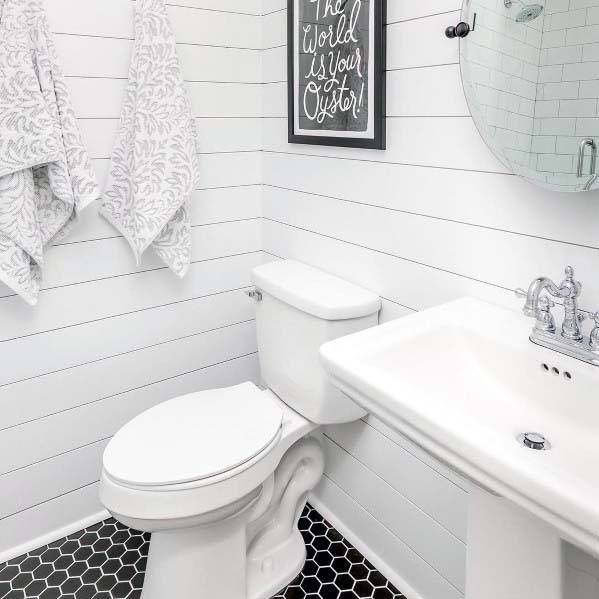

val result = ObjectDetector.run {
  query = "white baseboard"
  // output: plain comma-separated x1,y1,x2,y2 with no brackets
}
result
0,508,109,564
309,489,425,599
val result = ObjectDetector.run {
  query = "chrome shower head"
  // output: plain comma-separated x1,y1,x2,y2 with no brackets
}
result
504,0,544,23
516,3,544,22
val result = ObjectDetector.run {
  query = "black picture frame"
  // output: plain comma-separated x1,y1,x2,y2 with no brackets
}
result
287,0,386,150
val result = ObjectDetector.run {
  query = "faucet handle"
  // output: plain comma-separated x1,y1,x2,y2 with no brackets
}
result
534,296,556,333
561,265,583,297
590,313,599,351
535,296,556,333
515,288,527,299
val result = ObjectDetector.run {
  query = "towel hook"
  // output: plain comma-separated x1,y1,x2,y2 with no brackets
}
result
445,14,475,39
445,22,471,38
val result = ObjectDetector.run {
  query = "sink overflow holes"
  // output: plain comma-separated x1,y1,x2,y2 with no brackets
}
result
540,363,572,381
517,432,551,451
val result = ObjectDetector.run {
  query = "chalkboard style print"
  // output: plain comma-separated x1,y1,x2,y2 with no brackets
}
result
288,0,386,149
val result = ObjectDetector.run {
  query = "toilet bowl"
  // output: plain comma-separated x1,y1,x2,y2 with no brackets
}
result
100,260,381,599
101,385,322,599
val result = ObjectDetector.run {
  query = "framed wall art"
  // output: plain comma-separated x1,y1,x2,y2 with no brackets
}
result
287,0,386,149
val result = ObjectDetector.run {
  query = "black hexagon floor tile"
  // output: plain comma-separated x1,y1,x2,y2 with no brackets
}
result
0,505,405,599
273,505,405,599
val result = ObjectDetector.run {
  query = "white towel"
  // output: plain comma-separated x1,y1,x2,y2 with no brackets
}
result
101,0,199,277
0,0,100,305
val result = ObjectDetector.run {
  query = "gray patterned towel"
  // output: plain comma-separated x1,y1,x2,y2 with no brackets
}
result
101,0,199,277
0,0,100,305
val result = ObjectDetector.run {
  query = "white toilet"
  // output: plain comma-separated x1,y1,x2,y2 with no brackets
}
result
99,260,381,599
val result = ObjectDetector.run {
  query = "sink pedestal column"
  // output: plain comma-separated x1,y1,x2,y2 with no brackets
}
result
466,487,563,599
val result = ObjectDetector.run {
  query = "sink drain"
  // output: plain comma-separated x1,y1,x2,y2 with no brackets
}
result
517,432,551,451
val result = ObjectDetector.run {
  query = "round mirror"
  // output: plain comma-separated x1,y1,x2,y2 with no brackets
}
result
459,0,599,192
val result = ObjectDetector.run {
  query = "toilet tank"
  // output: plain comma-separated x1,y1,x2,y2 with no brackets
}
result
252,260,381,425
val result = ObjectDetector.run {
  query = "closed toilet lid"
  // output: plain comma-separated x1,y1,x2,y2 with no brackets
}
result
103,383,283,487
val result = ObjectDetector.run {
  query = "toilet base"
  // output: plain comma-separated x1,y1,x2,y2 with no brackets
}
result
247,527,306,599
141,512,249,599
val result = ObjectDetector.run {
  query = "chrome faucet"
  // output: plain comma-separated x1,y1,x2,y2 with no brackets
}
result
521,276,569,317
517,266,599,366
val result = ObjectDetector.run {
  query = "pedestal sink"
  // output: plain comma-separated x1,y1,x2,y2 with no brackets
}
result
320,297,599,599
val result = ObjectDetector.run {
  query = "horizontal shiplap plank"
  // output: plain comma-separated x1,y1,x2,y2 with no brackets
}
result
322,436,466,592
46,0,261,48
68,80,262,119
313,476,464,599
262,7,287,49
91,151,262,190
0,321,257,474
55,36,261,82
0,251,265,342
160,0,262,14
262,46,287,83
325,421,468,541
379,299,415,324
262,0,285,16
78,118,262,156
0,352,259,520
387,2,461,24
393,13,460,71
189,151,263,187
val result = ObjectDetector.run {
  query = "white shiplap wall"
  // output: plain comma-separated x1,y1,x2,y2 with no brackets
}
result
0,0,265,561
262,2,599,599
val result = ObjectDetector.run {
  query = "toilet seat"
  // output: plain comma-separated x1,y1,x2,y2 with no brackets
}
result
100,390,317,524
103,383,283,488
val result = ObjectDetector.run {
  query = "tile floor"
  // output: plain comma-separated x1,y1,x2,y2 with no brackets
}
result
0,505,405,599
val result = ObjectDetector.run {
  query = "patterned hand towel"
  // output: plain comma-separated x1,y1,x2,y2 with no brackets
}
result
0,0,100,305
101,0,199,277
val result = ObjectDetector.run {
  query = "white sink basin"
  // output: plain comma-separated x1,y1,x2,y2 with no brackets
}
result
321,297,599,558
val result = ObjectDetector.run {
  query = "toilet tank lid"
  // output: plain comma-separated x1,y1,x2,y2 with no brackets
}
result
252,260,381,321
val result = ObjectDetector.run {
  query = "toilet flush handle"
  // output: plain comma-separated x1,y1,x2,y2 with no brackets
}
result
245,288,263,302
